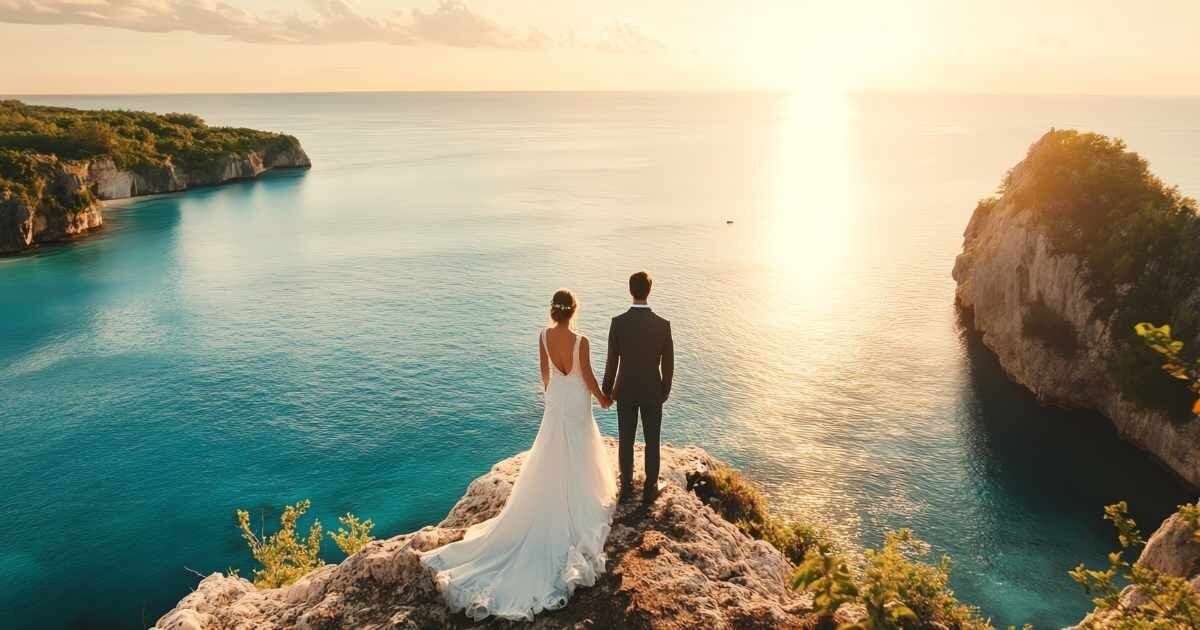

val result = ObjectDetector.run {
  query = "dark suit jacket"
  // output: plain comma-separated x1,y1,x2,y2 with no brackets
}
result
602,307,673,403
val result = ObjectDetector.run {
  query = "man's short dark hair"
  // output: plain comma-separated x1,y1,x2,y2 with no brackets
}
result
629,271,653,300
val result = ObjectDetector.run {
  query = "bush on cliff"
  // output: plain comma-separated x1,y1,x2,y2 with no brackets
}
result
687,463,828,564
0,99,301,174
792,542,859,625
999,129,1200,417
689,465,992,627
1135,322,1200,415
329,512,376,556
0,148,95,213
236,500,324,588
234,500,375,588
1022,294,1079,358
1070,500,1200,628
793,530,994,630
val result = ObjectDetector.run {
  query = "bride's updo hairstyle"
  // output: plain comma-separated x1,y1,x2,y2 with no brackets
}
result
550,289,578,324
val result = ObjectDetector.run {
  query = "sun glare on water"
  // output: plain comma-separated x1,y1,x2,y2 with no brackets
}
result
763,91,855,298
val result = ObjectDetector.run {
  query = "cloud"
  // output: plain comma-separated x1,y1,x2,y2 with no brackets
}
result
592,22,666,55
408,1,550,51
0,0,659,53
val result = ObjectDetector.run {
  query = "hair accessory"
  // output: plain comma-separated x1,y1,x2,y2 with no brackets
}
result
552,303,574,311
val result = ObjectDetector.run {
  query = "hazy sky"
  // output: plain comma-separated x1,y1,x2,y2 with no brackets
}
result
3,0,1199,94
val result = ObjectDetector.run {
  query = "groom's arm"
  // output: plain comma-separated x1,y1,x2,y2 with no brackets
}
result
661,321,674,401
602,318,619,398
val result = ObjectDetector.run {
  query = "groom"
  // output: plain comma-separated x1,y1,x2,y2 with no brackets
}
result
602,271,674,504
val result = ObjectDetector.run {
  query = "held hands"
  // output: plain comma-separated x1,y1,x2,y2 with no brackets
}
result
597,394,613,409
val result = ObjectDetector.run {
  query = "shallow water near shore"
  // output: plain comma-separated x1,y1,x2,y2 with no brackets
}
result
2,92,1198,628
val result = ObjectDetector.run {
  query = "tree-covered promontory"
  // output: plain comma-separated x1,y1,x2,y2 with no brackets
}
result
0,100,310,254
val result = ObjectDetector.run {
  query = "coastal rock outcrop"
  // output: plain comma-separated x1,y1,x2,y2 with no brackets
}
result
0,154,102,254
153,440,816,630
953,130,1200,486
0,100,312,254
79,137,312,200
0,140,310,254
0,139,310,254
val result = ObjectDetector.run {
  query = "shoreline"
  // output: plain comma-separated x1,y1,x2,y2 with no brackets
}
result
0,165,311,259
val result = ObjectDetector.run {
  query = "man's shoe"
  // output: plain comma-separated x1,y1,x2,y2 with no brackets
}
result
618,487,634,504
641,486,661,505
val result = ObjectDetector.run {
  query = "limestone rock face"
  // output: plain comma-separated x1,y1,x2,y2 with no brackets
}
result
0,156,102,253
0,137,311,254
153,440,814,630
952,153,1200,486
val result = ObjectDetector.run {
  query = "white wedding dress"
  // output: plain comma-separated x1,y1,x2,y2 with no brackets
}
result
420,330,618,621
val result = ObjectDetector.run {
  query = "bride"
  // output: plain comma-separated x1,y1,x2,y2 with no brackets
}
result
420,289,618,621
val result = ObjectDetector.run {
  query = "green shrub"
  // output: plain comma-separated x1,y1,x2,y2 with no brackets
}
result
1070,501,1200,628
72,120,119,154
791,529,993,629
1134,323,1200,417
329,512,376,556
233,500,376,588
858,530,991,629
1022,294,1079,358
792,542,858,627
236,500,324,589
687,464,827,564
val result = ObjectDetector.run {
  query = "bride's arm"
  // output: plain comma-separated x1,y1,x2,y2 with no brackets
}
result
579,337,612,408
538,336,550,391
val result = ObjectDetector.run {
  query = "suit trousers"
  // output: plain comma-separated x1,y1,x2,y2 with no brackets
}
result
617,397,663,495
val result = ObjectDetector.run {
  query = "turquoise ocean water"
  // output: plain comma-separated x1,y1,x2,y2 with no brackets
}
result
1,92,1197,628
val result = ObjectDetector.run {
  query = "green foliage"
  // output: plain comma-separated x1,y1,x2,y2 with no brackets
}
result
233,500,376,588
0,148,95,213
1070,501,1200,628
235,500,324,589
688,464,828,564
1135,323,1200,416
1022,294,1079,358
0,100,302,227
792,543,858,625
1181,503,1200,542
328,512,376,556
855,530,991,630
759,519,829,568
0,99,300,172
73,120,119,154
988,129,1200,415
791,529,993,629
1002,130,1198,304
696,467,990,627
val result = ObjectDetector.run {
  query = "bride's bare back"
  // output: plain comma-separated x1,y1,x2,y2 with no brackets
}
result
539,323,609,406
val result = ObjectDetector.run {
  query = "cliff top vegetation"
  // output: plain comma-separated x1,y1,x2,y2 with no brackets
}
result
0,100,303,214
0,100,300,173
995,129,1200,416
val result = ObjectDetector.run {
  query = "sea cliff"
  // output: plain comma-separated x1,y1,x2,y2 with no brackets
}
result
0,100,311,254
953,129,1200,486
153,441,821,629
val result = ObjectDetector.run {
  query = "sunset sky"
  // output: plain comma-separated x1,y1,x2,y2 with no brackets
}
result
3,0,1200,95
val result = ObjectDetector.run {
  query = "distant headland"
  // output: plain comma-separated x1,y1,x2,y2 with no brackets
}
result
0,100,311,255
953,128,1200,487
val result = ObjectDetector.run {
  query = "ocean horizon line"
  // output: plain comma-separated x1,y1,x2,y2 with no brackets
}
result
7,89,1200,100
